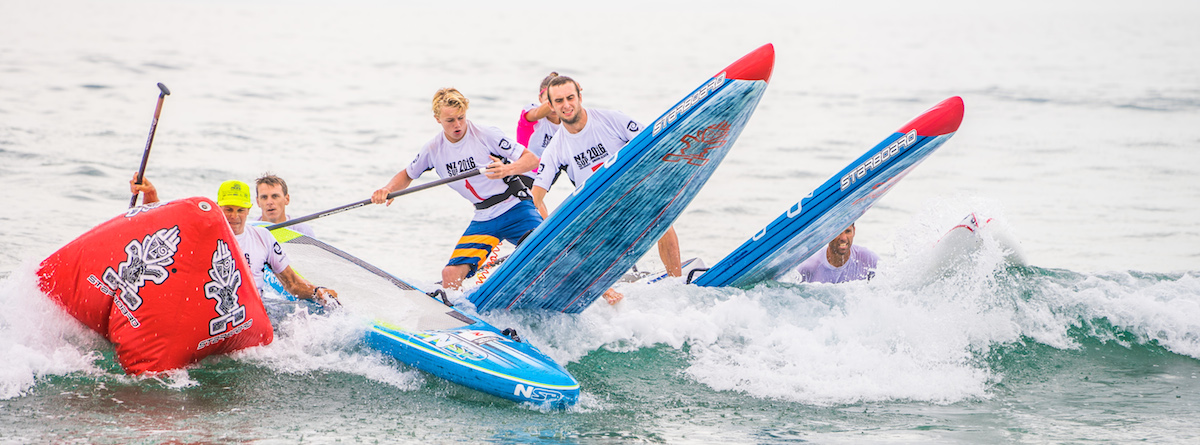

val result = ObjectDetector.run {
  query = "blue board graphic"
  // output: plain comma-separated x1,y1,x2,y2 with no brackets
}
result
468,44,776,313
262,226,579,407
692,96,966,288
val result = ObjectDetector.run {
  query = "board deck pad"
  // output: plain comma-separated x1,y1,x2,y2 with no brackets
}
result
618,257,707,284
263,226,579,407
468,44,776,313
692,96,965,288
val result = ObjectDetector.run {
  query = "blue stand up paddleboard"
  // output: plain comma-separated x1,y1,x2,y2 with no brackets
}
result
691,96,965,288
262,226,580,408
468,43,776,314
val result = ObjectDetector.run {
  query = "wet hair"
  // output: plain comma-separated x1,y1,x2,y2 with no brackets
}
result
545,75,581,101
431,88,469,119
538,71,559,100
255,173,289,196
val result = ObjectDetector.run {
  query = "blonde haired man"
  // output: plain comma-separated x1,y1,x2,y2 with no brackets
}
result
372,88,541,289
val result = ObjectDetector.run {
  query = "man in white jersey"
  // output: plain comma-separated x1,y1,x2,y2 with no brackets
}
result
130,176,339,305
251,173,316,238
531,75,683,304
796,223,879,284
371,88,541,290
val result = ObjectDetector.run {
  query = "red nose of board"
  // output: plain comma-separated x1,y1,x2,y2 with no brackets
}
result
904,96,965,136
721,43,775,83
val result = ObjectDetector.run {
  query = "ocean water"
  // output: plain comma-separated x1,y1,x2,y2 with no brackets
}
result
2,0,1199,443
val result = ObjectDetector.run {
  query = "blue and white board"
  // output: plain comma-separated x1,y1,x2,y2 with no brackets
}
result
692,96,966,288
468,44,776,313
263,227,579,408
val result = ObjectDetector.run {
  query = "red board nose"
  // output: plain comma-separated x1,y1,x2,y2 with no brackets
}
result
902,96,965,136
721,43,775,83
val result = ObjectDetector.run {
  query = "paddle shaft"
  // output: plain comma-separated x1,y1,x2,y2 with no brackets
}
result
266,167,484,230
129,82,172,208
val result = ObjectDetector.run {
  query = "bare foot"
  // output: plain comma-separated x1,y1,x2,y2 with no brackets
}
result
603,288,624,305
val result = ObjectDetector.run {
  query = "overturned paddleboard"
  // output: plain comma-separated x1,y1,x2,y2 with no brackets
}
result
469,43,776,313
693,96,965,288
929,213,1025,273
264,227,579,408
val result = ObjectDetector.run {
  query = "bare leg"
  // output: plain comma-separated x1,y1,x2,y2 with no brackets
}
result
441,264,472,290
658,226,682,277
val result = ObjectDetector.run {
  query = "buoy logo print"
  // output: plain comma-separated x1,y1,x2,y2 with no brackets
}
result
102,226,182,311
204,240,247,335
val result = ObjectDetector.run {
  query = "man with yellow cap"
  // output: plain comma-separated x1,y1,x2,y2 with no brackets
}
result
130,175,338,307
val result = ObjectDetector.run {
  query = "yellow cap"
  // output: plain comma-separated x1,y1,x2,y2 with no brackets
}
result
216,180,252,208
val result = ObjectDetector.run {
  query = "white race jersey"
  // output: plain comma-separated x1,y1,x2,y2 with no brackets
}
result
533,108,641,191
405,121,527,221
235,224,291,293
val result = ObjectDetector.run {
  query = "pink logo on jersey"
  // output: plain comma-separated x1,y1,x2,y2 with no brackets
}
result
662,121,731,167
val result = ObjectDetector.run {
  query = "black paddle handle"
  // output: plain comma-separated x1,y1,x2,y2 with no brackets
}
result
129,82,172,208
266,167,484,230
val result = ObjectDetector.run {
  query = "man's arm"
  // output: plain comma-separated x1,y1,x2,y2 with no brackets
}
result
371,170,415,206
129,174,160,204
484,150,539,180
523,102,553,123
275,265,339,305
531,186,550,219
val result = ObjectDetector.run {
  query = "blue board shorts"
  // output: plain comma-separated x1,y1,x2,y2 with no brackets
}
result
448,200,542,278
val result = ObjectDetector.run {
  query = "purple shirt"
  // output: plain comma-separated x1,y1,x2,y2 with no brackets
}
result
797,245,879,284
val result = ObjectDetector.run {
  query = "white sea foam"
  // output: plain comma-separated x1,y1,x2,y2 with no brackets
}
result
230,295,424,391
0,262,108,400
484,205,1200,407
1039,270,1200,358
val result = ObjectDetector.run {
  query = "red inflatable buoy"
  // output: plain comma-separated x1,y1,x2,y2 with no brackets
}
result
37,197,274,374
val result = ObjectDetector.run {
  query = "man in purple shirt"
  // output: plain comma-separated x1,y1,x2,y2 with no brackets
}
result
797,223,879,283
